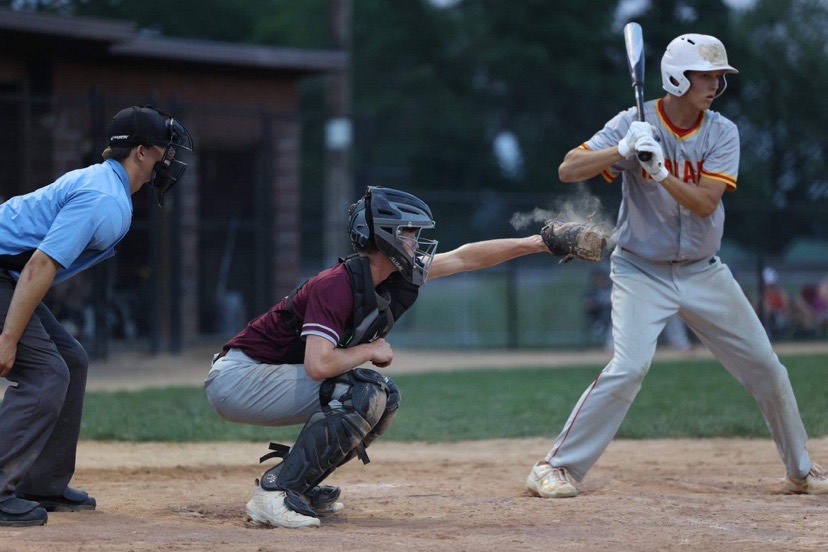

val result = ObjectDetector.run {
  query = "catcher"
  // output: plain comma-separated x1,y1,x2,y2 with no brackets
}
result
205,186,606,529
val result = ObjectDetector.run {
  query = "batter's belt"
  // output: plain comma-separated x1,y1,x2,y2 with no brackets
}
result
620,247,714,265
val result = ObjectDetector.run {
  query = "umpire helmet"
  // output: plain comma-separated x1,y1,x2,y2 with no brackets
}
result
661,34,738,98
347,187,438,286
108,105,194,206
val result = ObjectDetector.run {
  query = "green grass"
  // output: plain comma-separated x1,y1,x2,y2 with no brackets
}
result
392,271,589,347
78,354,828,442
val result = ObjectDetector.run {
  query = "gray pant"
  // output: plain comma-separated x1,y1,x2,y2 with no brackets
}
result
546,249,811,481
205,348,322,427
0,271,89,501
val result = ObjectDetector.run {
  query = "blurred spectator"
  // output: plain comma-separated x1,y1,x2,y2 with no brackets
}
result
819,275,828,309
582,268,612,349
792,284,828,339
761,267,791,339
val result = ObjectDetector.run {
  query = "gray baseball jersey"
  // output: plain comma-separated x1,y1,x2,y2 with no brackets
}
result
583,98,739,261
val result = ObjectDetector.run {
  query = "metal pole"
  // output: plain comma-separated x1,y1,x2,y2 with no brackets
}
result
323,0,353,265
255,112,274,314
506,264,519,349
168,98,183,353
149,189,161,355
89,88,109,359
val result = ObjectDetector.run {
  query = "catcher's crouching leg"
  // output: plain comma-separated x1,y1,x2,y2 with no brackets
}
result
258,368,399,517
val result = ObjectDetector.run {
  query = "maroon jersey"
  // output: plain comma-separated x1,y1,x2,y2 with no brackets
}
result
223,263,354,364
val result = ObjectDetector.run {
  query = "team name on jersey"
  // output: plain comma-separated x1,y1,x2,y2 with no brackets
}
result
641,158,704,184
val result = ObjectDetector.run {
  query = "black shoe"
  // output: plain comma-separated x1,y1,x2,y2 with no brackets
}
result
17,486,96,512
0,497,48,527
306,485,340,509
306,485,343,516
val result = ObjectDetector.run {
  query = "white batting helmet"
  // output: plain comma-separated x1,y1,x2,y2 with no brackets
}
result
661,34,738,97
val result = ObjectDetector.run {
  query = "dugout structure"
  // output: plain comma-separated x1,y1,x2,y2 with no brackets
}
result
0,8,346,356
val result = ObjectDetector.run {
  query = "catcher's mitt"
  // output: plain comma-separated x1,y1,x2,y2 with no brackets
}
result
541,221,608,263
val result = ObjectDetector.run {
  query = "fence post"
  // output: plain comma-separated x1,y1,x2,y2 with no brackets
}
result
507,263,519,349
89,88,109,359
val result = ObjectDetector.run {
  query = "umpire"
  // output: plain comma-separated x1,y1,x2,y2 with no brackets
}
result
0,106,193,526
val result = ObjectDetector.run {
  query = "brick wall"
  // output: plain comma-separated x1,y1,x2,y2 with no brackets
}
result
272,118,302,295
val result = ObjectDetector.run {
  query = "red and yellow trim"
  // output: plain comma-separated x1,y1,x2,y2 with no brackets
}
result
601,169,618,183
655,98,705,140
579,142,618,183
700,169,737,190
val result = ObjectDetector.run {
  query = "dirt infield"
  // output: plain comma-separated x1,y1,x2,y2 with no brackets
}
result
2,344,826,550
2,437,826,551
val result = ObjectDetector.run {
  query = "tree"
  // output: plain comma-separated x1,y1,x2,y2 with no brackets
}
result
729,0,828,205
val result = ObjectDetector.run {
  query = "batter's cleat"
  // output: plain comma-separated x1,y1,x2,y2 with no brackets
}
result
245,487,320,529
527,461,579,498
17,487,96,512
0,497,48,527
784,464,828,495
307,485,344,517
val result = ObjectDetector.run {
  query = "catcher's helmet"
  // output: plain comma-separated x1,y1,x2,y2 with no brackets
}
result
661,34,738,98
108,105,194,206
347,186,438,286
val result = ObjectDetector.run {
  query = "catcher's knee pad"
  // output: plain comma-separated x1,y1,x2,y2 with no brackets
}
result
363,375,400,448
260,368,391,495
322,368,393,423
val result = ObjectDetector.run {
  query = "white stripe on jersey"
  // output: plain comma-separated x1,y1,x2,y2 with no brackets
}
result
301,330,339,346
302,323,340,343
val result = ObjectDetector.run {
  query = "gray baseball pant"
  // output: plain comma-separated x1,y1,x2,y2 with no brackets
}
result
545,248,812,481
205,348,322,427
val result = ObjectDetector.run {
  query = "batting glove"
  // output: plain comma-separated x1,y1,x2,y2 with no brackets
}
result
635,137,669,181
617,121,655,159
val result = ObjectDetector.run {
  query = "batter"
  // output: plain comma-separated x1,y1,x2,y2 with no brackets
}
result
527,34,827,497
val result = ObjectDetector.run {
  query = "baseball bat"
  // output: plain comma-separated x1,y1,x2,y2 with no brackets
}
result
623,22,651,162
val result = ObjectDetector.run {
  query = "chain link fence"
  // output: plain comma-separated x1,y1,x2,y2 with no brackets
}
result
3,92,827,356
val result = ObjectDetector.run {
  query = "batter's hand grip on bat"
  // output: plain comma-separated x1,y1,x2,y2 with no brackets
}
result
638,151,652,162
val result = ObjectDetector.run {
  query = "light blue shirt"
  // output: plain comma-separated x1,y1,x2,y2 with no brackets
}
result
0,159,133,284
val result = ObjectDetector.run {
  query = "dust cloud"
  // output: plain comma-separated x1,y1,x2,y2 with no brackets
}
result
509,186,616,245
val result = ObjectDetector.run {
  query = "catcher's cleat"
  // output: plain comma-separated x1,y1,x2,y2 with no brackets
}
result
17,486,96,512
784,464,828,495
307,485,344,517
245,487,320,529
527,461,579,498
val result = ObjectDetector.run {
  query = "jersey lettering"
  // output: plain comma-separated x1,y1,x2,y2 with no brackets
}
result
641,157,705,184
683,161,697,184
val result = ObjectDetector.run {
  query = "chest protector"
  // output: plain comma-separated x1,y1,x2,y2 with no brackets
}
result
278,254,419,364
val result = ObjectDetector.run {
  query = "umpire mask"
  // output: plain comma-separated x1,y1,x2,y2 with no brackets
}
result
108,106,194,206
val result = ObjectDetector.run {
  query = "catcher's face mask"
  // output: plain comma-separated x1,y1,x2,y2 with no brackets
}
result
392,225,438,285
347,186,438,286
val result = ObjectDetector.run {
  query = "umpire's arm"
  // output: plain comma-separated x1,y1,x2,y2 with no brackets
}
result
428,235,546,280
0,249,61,376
